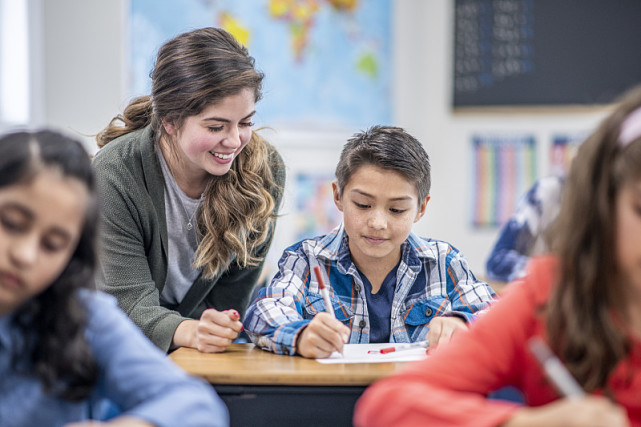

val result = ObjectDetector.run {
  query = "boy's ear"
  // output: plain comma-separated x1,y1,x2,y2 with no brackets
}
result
162,118,177,136
414,195,430,223
332,181,344,212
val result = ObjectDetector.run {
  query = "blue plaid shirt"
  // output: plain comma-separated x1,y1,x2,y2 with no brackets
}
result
486,175,565,282
244,224,496,355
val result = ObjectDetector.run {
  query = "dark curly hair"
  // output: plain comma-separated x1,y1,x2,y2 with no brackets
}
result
1,130,98,401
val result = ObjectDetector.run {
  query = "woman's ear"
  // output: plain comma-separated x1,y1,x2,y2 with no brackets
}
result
414,195,430,223
162,118,177,136
332,181,343,212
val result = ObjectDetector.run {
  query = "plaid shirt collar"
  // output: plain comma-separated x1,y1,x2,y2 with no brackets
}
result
312,223,438,274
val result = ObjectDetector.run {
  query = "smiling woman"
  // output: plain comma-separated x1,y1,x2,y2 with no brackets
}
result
93,27,286,354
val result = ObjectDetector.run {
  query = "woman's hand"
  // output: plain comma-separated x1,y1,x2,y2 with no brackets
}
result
426,316,467,350
295,312,350,359
504,396,629,427
173,309,243,353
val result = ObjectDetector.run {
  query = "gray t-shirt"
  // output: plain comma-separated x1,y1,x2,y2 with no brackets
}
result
156,149,203,306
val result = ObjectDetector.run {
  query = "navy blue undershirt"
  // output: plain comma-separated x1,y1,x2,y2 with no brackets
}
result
357,263,399,343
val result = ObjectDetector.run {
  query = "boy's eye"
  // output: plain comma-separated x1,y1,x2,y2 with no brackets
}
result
354,202,370,209
390,208,407,214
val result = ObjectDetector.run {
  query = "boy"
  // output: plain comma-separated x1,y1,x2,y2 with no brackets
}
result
244,126,496,358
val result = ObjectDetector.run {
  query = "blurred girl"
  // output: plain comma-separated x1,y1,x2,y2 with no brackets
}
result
354,86,641,426
0,130,227,426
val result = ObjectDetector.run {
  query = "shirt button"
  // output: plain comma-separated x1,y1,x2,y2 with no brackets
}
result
359,320,367,329
425,308,433,317
355,284,362,292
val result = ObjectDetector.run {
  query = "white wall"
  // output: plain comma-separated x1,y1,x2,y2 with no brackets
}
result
40,0,126,152
39,0,611,274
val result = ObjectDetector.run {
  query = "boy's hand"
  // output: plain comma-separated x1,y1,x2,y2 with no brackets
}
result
295,312,350,358
426,316,467,350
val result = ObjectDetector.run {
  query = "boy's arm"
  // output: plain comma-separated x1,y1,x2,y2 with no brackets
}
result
243,246,313,355
443,247,497,322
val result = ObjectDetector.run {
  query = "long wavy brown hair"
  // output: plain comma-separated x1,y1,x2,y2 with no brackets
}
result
96,27,280,278
546,85,641,391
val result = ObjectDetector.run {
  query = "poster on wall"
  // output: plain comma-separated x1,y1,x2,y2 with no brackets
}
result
293,173,342,242
470,134,537,227
549,132,586,176
128,0,392,131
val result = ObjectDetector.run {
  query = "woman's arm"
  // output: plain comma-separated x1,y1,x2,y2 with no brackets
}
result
93,158,184,352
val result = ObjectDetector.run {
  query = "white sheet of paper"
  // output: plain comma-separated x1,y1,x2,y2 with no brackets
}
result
315,343,428,364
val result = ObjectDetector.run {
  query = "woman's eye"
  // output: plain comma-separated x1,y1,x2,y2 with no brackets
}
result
354,202,370,209
240,121,254,128
208,126,224,132
390,208,407,214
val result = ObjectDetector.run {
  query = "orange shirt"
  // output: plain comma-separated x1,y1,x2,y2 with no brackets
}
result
354,256,641,427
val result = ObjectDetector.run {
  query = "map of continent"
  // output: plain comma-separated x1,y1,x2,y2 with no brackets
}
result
130,0,391,130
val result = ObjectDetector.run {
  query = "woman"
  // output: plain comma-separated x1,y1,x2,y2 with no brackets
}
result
94,27,285,353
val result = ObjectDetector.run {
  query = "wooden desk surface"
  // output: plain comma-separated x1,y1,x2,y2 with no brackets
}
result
170,343,407,386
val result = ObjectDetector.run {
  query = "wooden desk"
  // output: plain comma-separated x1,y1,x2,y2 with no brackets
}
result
170,343,408,426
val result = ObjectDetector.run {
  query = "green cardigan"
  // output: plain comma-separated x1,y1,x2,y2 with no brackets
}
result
93,126,286,352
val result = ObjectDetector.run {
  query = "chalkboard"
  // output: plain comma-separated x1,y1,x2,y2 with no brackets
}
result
453,0,641,107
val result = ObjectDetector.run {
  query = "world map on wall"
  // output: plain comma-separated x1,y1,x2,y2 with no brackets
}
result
129,0,391,130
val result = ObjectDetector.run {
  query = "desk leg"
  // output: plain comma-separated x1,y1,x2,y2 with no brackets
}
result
214,385,365,427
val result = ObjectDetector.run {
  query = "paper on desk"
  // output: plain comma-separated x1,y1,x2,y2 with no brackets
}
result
315,343,428,364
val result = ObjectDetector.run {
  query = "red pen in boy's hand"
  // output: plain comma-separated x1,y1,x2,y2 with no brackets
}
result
314,266,336,317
